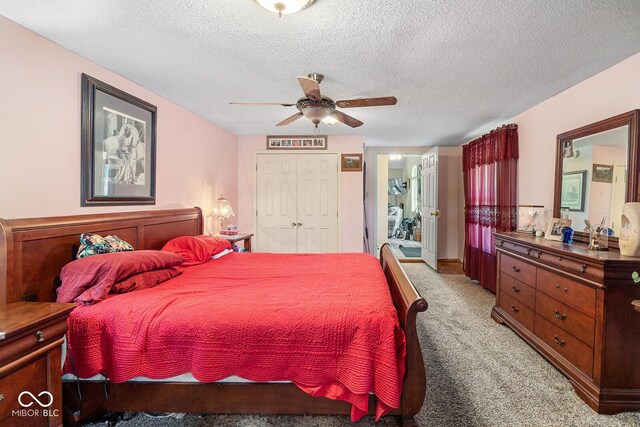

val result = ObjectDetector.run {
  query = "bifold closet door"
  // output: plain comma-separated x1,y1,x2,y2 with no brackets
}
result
296,154,338,253
255,154,298,253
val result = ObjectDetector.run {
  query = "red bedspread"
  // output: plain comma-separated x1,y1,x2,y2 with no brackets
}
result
64,252,406,420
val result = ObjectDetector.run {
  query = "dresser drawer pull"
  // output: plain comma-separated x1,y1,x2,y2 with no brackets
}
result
553,335,566,347
581,264,587,273
554,310,567,321
557,257,563,262
499,240,504,247
511,286,520,293
35,331,44,343
537,251,542,258
0,394,3,402
556,284,560,289
512,266,520,273
511,306,519,313
527,248,532,255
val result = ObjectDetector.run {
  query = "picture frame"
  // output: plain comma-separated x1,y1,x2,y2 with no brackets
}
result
266,135,327,150
560,170,586,212
341,153,363,172
592,164,614,183
545,218,572,241
81,74,156,206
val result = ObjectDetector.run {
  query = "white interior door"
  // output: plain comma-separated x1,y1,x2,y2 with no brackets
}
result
296,153,339,253
422,148,439,269
256,154,298,253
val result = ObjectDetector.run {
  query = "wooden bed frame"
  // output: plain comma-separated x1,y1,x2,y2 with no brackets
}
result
0,208,428,426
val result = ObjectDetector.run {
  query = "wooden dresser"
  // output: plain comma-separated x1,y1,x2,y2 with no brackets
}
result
0,302,75,426
492,232,640,414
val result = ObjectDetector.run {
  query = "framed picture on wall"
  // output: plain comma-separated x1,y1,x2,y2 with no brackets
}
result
560,170,586,212
266,135,327,150
341,153,363,172
592,164,613,183
81,74,157,206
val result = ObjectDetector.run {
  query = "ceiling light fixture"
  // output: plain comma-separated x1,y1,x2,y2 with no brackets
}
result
322,115,338,125
389,155,402,161
255,0,317,17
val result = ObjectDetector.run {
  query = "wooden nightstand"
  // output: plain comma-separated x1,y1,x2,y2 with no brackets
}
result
0,302,75,427
217,233,254,252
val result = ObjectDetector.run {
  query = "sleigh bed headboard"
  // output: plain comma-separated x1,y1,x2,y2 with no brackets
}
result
0,208,202,304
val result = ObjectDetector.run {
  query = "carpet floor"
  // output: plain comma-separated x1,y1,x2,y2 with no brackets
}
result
89,265,640,427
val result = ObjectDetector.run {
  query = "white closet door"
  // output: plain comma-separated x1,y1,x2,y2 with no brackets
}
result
256,154,298,253
296,154,339,253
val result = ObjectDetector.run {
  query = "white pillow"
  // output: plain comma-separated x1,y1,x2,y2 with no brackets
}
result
211,249,232,259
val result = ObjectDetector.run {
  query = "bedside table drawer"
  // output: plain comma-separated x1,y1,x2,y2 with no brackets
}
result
0,356,49,424
0,319,68,366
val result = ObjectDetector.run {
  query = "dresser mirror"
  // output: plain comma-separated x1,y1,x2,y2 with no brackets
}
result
553,110,640,247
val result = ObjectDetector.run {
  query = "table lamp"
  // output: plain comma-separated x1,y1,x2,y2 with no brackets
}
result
212,195,235,231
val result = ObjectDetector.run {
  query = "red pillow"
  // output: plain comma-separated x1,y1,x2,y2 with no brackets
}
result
161,235,231,266
57,250,185,305
111,268,181,294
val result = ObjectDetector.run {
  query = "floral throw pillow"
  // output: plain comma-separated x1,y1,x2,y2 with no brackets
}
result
76,233,134,259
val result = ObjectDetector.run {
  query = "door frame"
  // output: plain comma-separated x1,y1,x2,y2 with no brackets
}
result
253,151,342,252
369,148,430,256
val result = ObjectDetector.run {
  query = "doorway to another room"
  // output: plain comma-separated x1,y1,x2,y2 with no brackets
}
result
381,154,423,261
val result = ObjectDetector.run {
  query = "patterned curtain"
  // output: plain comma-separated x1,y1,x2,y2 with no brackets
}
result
463,124,518,293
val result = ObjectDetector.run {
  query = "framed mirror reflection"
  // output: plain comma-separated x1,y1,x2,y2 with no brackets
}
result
553,110,640,247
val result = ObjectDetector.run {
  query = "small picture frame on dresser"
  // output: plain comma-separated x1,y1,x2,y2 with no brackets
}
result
545,218,571,241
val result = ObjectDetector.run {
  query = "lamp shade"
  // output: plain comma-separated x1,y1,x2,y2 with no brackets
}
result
255,0,317,15
212,196,235,220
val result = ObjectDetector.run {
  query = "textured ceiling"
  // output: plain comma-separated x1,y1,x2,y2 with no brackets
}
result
2,0,640,146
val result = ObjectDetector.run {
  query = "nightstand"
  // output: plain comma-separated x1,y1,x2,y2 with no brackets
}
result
217,233,254,252
0,302,75,427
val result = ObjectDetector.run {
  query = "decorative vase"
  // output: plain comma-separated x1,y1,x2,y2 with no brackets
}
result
620,202,640,257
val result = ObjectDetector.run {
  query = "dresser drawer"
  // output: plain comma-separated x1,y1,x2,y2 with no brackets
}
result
500,253,536,287
500,291,535,331
536,291,595,347
536,269,596,317
0,355,49,424
500,273,535,309
535,314,593,378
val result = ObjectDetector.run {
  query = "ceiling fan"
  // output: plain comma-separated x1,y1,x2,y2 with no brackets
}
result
230,73,397,128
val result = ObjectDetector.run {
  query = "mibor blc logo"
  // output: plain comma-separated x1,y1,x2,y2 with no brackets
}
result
12,391,59,418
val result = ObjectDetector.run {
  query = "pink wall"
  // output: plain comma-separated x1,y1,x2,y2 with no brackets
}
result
237,135,364,252
0,16,238,224
512,52,640,210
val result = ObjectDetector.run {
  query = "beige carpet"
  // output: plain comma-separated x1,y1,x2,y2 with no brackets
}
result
88,264,640,426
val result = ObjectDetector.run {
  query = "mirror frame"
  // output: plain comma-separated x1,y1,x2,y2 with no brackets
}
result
553,109,640,248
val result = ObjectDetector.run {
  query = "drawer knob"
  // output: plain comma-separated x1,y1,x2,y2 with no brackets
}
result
527,248,532,255
512,286,520,293
564,287,568,293
0,394,3,402
581,264,587,273
35,331,44,343
499,240,504,247
557,257,563,262
554,310,567,321
511,306,519,313
553,335,566,347
537,251,542,258
512,266,520,273
556,284,560,289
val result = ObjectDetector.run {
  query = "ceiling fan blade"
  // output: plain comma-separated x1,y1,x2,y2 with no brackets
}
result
230,102,296,107
297,76,322,100
335,96,397,108
276,112,304,126
330,111,363,128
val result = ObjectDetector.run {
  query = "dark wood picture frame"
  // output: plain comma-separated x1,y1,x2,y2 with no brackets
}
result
266,135,327,150
553,109,640,248
341,153,363,172
560,170,587,212
592,164,614,183
81,74,157,206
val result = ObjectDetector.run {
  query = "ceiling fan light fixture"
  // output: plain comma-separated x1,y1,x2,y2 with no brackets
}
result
255,0,317,16
322,115,338,125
